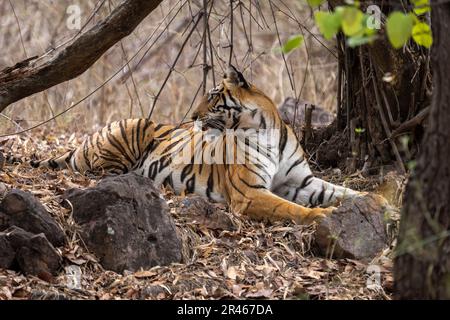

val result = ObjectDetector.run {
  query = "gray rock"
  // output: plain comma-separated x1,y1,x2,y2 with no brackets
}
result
1,226,62,278
314,194,391,259
0,235,15,269
64,173,182,273
0,189,65,246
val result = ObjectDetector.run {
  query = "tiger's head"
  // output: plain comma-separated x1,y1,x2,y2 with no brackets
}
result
191,65,281,131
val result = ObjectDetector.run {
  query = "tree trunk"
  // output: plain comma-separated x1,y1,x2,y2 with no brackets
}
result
315,0,430,173
394,1,450,299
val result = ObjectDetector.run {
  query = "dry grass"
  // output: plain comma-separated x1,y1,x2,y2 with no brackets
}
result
0,0,338,136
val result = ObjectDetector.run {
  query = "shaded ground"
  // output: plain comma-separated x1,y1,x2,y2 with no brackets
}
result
0,131,404,300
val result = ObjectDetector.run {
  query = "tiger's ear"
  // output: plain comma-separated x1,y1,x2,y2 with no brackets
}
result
224,65,249,89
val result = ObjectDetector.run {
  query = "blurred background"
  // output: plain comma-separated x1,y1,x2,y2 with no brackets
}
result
0,0,337,134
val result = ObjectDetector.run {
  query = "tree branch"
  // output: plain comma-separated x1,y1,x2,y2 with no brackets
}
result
0,0,163,113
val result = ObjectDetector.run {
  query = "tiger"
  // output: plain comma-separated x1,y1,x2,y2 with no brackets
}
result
29,65,364,225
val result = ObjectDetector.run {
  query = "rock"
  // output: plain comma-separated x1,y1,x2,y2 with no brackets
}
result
279,97,335,129
314,194,391,259
179,195,235,231
0,235,15,269
64,173,182,273
0,189,65,246
0,211,9,231
1,226,62,278
0,151,4,171
0,182,6,197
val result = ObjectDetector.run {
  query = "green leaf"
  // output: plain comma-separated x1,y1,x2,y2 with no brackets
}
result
412,0,430,16
314,11,342,40
355,127,366,134
347,35,377,47
412,22,433,48
341,6,365,36
306,0,325,7
281,35,304,54
386,12,413,49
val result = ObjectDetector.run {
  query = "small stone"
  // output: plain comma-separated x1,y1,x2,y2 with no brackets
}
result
0,189,65,246
1,226,62,279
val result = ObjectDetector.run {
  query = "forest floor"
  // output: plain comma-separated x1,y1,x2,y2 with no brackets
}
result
0,129,405,300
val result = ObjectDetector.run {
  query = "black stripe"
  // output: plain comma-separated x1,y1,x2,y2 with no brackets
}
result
206,171,214,200
228,174,248,199
286,157,304,175
130,121,137,159
328,188,335,203
185,175,196,194
289,141,300,159
158,155,171,172
317,188,325,205
119,120,133,160
238,175,265,189
106,132,135,166
65,150,75,164
135,119,143,157
181,162,194,183
260,115,266,129
308,191,316,206
279,124,288,161
148,161,158,180
292,187,301,202
157,127,175,139
163,173,174,189
300,175,314,189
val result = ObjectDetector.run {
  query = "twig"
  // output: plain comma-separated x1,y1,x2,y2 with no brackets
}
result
8,0,27,59
390,106,430,138
207,2,216,85
268,0,295,94
202,0,209,95
148,12,204,120
178,82,204,127
119,0,188,82
228,0,234,65
370,58,406,174
119,41,144,117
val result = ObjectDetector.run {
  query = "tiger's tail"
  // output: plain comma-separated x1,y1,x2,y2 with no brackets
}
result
30,150,75,170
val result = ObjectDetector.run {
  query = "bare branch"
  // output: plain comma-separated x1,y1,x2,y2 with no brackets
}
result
0,0,163,113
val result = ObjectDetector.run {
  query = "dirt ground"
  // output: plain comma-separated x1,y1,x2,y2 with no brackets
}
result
0,130,405,300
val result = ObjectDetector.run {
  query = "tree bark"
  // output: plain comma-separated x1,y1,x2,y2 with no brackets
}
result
314,0,430,173
0,0,163,113
394,1,450,299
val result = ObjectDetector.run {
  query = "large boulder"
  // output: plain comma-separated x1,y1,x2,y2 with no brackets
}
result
64,173,183,273
314,194,391,259
0,226,62,278
0,189,65,246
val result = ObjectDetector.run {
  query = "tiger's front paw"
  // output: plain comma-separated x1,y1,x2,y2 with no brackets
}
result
304,207,336,224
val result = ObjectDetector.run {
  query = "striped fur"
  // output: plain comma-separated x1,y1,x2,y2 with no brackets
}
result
31,66,361,224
